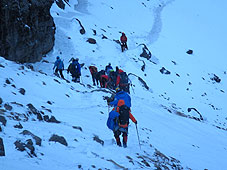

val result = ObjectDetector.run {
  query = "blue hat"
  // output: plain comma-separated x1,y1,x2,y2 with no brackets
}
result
56,56,60,59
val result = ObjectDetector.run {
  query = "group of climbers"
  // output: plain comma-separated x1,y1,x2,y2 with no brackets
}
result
53,56,81,83
88,63,130,93
52,32,137,148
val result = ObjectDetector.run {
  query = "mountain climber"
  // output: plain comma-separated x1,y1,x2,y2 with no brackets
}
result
116,66,124,74
67,58,81,82
105,63,113,76
120,32,128,52
53,56,65,79
108,87,131,108
89,65,98,86
96,70,105,86
100,74,109,88
118,72,130,93
116,66,124,87
107,69,117,90
113,99,137,147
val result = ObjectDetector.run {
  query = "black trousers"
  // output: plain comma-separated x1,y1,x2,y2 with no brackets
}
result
55,69,64,79
92,73,99,85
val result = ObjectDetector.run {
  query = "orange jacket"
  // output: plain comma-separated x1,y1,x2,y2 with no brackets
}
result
89,66,97,74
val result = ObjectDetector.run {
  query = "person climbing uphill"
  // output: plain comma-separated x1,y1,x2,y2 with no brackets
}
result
105,63,113,76
112,99,137,147
100,74,109,88
53,56,65,79
109,87,131,108
120,32,128,52
67,58,81,82
89,65,98,86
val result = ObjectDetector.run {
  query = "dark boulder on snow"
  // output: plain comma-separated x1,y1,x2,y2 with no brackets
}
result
14,122,23,129
0,0,56,63
0,116,7,126
44,115,61,123
49,134,68,146
93,135,104,146
210,74,221,83
0,138,5,156
139,44,152,60
49,116,61,123
186,49,193,55
19,88,26,95
72,126,83,132
87,38,97,44
20,130,42,146
74,18,85,35
5,79,11,84
14,140,26,152
160,67,171,75
0,98,2,105
4,103,13,111
14,139,36,157
27,103,39,115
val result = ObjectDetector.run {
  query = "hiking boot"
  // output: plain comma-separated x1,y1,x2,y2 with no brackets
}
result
123,143,127,148
117,142,122,147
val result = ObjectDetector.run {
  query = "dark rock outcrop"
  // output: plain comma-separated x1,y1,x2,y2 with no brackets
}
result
139,44,152,60
19,88,26,95
0,116,7,126
49,134,68,146
4,103,13,111
210,74,221,83
20,130,42,146
14,140,26,151
0,138,5,156
43,115,61,123
93,135,104,146
160,67,171,75
186,49,193,55
14,122,23,129
0,0,56,63
72,126,83,132
87,38,96,44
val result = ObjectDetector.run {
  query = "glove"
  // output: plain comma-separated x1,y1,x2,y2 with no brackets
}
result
135,121,137,125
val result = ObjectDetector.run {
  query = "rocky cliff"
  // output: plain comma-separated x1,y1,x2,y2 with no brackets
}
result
0,0,55,63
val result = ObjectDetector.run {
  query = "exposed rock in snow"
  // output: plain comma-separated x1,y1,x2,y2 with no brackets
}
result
49,134,68,146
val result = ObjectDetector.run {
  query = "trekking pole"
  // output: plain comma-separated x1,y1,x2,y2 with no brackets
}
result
135,124,141,150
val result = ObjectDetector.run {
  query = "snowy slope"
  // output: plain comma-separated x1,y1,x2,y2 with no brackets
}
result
1,0,227,170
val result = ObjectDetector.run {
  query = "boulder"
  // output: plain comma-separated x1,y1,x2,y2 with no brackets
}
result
49,134,68,146
20,130,42,146
186,49,193,55
0,138,5,156
0,0,55,63
19,88,26,95
87,38,96,44
4,103,13,111
0,116,7,126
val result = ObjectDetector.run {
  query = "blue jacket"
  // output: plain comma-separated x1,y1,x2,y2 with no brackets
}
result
53,59,64,70
109,91,131,108
105,65,113,75
72,60,81,73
